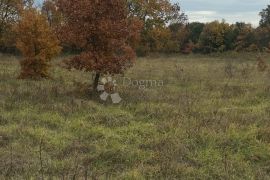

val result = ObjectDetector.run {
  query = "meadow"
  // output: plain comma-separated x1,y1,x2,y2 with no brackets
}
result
0,52,270,179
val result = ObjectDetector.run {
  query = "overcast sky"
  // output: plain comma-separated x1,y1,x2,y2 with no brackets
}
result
173,0,269,26
36,0,269,26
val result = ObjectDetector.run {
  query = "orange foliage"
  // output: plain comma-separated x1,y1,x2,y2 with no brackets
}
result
0,0,33,50
57,0,142,77
14,9,61,79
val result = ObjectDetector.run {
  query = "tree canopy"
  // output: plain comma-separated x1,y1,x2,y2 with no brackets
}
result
259,5,270,27
14,8,61,78
57,0,142,89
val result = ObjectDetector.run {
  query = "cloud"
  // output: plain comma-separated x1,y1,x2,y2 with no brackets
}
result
34,0,267,26
190,11,217,16
186,10,260,26
173,0,269,26
185,11,218,23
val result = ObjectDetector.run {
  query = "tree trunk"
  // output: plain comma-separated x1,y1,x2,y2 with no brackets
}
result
93,72,100,91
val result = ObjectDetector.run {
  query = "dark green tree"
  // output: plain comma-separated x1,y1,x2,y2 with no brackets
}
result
187,22,204,44
259,5,270,27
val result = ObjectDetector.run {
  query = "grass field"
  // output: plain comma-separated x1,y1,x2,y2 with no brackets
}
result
1,52,270,179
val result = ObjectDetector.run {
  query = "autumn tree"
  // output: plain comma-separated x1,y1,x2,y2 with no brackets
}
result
148,26,171,52
0,0,33,51
197,21,232,53
167,23,191,53
127,0,187,55
127,0,186,25
235,23,257,52
14,8,61,79
57,0,141,90
254,26,270,51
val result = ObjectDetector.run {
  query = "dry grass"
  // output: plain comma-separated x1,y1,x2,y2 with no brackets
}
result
0,52,270,179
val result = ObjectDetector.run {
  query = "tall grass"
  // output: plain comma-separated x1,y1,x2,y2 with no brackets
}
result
0,52,270,179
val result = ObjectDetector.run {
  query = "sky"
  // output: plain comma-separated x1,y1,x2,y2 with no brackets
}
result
36,0,269,26
173,0,269,26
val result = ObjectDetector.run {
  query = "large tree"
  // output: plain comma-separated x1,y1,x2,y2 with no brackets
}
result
57,0,142,90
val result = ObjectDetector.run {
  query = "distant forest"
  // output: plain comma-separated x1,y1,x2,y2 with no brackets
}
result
1,0,270,55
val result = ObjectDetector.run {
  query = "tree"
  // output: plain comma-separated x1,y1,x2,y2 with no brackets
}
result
168,23,191,53
57,0,141,90
255,26,270,51
127,0,187,25
235,23,256,52
197,21,231,53
14,8,61,79
0,0,33,51
187,22,204,44
224,22,247,51
127,0,187,55
259,5,270,27
149,26,171,52
41,0,61,28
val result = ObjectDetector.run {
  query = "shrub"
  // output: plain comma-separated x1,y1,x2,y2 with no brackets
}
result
14,8,61,79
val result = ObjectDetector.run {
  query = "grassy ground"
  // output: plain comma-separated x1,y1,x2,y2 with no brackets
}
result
0,52,270,179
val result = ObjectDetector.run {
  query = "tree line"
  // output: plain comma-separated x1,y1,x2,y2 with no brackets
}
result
1,0,270,56
1,0,270,86
1,0,144,87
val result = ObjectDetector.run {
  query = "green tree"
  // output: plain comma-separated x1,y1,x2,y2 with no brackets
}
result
187,22,204,44
258,5,270,50
259,5,270,27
